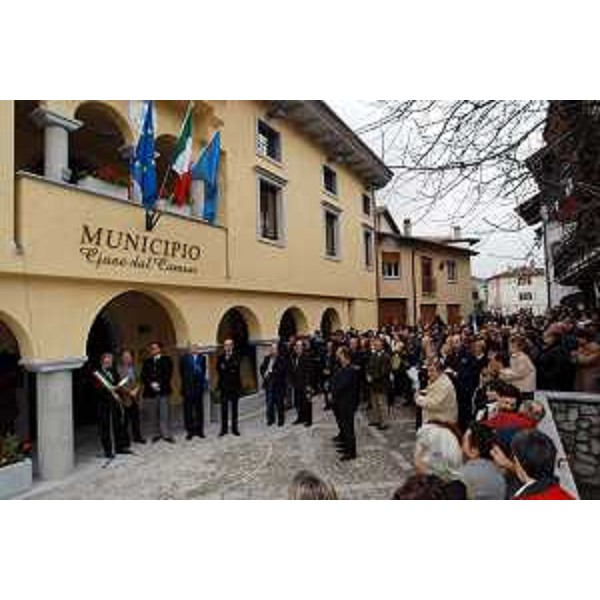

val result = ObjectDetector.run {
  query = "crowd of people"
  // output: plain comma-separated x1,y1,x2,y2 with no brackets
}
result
91,304,600,499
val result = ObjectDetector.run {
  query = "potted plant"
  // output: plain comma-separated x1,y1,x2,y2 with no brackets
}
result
0,434,33,499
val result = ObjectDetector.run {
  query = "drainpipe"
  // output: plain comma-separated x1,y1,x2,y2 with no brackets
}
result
374,191,381,328
411,245,418,326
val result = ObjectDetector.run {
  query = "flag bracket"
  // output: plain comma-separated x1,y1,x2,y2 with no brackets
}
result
145,209,161,232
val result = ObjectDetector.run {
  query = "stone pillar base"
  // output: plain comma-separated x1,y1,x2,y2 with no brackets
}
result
22,357,86,481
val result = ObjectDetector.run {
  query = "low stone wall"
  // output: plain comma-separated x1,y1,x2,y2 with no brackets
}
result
535,394,579,498
544,392,600,489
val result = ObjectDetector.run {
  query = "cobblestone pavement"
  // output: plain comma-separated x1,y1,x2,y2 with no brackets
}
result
23,399,417,500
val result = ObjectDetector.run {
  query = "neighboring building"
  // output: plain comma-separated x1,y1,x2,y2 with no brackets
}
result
0,100,392,481
471,276,488,313
516,101,600,308
376,209,477,327
516,175,579,309
487,266,548,315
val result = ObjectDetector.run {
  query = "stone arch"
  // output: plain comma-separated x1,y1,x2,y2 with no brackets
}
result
0,313,33,441
320,307,342,338
0,310,34,358
215,306,261,395
73,101,133,145
216,306,262,344
278,306,309,340
82,288,190,358
75,289,187,429
71,101,133,188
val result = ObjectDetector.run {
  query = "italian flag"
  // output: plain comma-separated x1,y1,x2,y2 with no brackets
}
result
171,105,194,206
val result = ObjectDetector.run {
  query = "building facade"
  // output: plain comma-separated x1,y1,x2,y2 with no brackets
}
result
0,100,391,481
471,277,488,313
517,101,600,308
487,266,548,316
376,209,476,327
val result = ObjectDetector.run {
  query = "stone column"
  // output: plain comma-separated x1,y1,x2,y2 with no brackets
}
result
31,107,82,182
23,357,86,481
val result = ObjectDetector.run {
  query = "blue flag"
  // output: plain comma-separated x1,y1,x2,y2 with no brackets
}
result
132,101,157,210
191,132,221,223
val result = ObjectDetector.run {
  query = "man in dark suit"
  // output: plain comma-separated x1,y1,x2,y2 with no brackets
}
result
141,341,175,443
259,342,288,427
289,340,314,427
180,343,207,440
332,346,360,461
217,338,242,436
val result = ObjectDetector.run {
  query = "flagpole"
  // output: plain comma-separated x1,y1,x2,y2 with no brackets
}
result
157,101,194,202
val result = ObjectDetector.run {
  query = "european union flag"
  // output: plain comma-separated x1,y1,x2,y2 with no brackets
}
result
132,100,157,210
191,131,221,223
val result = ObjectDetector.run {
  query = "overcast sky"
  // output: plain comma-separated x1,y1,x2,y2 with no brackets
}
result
329,100,543,279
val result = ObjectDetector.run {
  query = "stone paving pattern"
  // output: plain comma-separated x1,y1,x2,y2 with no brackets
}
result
23,400,417,500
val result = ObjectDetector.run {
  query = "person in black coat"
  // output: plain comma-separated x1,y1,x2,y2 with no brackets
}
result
180,344,207,440
321,340,337,411
141,341,175,443
536,329,575,392
332,346,360,461
289,340,314,427
216,338,242,436
260,342,288,426
445,337,479,432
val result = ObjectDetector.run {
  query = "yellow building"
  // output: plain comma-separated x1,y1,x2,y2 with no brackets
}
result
0,100,391,480
376,208,476,327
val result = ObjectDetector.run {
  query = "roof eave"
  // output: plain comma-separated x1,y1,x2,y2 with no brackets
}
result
266,100,393,190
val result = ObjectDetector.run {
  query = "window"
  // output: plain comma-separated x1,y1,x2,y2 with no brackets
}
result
447,260,458,283
363,228,374,269
257,120,281,162
517,275,532,286
323,208,340,258
323,165,338,195
519,292,533,301
362,193,372,216
421,256,435,294
382,252,400,279
258,177,284,243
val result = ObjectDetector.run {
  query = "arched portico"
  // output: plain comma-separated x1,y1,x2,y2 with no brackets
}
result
215,306,261,395
278,306,309,341
320,307,342,338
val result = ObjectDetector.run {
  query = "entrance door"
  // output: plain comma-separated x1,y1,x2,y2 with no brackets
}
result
420,304,437,327
446,304,461,327
379,299,407,328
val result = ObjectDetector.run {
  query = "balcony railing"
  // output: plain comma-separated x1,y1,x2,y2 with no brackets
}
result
553,225,600,284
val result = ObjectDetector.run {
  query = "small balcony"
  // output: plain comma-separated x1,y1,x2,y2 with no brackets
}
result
553,224,600,286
